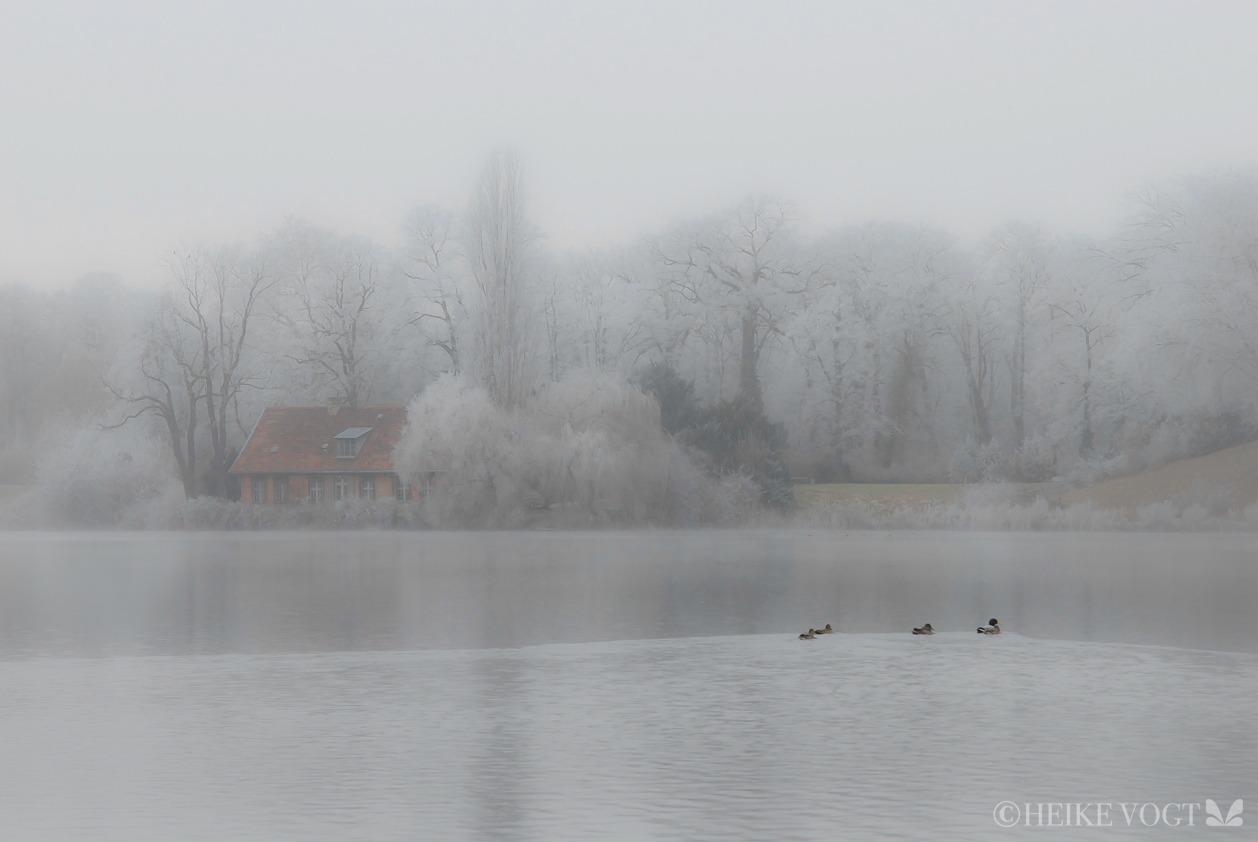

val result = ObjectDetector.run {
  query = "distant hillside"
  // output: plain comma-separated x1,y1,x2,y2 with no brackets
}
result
1059,440,1258,515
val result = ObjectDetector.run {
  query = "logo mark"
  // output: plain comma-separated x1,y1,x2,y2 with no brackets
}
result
1205,799,1243,827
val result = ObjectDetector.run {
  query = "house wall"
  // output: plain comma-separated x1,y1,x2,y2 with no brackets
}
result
237,473,408,503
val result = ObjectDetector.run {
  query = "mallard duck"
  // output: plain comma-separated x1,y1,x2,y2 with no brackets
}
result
912,623,934,635
815,624,834,634
799,629,816,640
977,618,1001,634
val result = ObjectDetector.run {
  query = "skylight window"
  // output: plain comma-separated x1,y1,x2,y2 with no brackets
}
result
334,427,371,458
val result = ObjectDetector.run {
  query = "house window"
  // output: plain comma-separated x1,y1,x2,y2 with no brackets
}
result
396,477,409,501
309,477,323,503
337,438,356,458
360,478,375,501
252,477,267,504
274,477,289,504
335,475,351,502
422,471,437,498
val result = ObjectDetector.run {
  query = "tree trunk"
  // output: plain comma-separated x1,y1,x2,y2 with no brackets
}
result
1080,335,1094,455
740,310,759,399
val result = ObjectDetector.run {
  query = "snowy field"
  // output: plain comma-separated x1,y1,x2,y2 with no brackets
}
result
0,632,1253,840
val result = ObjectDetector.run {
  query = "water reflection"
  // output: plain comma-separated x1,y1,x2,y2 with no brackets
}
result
1,635,1253,841
0,530,1255,658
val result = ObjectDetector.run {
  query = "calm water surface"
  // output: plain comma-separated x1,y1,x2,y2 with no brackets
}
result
0,530,1255,840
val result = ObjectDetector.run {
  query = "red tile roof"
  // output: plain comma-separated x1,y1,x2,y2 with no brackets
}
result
229,406,407,474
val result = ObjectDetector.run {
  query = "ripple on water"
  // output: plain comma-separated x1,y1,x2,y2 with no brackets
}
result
0,633,1254,841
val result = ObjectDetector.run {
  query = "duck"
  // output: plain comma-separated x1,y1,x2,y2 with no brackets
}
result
977,618,1001,634
815,624,834,634
799,629,817,640
912,623,934,635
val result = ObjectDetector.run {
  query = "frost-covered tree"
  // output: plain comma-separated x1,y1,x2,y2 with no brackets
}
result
984,223,1053,448
947,274,1002,447
652,197,817,401
1046,239,1125,457
1126,173,1258,412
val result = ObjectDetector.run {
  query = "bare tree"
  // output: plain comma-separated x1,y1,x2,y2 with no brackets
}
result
402,204,466,375
193,249,275,494
985,224,1052,448
566,250,651,373
275,225,385,407
948,281,1002,445
653,197,817,402
109,246,274,499
1049,268,1113,455
106,297,202,498
466,150,536,409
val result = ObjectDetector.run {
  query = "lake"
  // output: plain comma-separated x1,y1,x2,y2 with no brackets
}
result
0,530,1254,839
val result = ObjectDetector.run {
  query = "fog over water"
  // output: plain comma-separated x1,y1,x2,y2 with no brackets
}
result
2,531,1257,656
0,532,1255,840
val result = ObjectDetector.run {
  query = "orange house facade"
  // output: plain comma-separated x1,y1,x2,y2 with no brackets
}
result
229,405,414,504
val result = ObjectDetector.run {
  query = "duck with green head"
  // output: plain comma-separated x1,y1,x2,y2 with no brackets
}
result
977,619,1001,634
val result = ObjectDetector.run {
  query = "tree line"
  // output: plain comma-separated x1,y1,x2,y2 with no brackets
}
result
3,154,1257,509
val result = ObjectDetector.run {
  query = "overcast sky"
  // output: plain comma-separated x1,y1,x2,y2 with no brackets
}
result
3,0,1257,289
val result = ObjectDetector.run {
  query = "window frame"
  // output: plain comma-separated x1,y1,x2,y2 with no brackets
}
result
309,477,323,503
252,477,267,504
274,477,289,504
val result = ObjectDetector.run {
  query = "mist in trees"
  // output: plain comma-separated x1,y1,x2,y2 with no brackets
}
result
8,158,1258,527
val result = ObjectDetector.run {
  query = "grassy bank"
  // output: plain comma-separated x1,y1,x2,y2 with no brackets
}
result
794,482,1048,512
1059,440,1258,516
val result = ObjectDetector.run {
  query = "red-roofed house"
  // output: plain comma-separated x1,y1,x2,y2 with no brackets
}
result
229,405,414,504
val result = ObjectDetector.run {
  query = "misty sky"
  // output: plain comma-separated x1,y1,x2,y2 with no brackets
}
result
4,0,1258,290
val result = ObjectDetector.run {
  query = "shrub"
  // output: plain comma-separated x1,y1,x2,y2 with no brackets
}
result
27,423,177,527
949,439,1007,483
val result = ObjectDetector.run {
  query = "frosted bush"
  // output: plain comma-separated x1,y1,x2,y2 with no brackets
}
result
1179,481,1235,517
713,474,759,525
1058,453,1127,484
1136,501,1177,530
28,423,178,527
795,495,1122,532
948,439,1007,483
1009,434,1056,482
1139,422,1194,468
396,372,712,527
1181,503,1210,526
